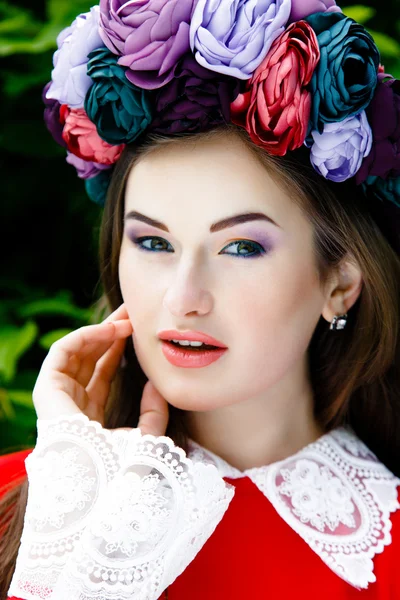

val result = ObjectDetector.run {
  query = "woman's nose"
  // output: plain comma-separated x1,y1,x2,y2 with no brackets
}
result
162,263,213,317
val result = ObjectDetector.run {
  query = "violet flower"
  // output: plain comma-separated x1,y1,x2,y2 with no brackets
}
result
309,112,373,182
189,0,291,80
99,0,197,90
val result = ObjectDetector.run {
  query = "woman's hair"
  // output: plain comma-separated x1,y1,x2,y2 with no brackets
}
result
1,123,400,596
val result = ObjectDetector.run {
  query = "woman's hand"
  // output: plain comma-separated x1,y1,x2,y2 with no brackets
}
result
32,302,169,436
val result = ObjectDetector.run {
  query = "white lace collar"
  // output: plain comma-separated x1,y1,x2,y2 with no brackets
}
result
7,415,400,600
187,426,400,590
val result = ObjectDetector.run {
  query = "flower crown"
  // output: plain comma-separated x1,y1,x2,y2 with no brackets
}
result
43,0,400,209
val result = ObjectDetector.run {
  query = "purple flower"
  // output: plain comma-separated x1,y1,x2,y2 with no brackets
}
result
309,112,372,182
289,0,341,23
66,152,112,180
189,0,291,80
356,74,400,184
46,6,104,108
98,0,197,90
42,82,66,148
149,53,241,134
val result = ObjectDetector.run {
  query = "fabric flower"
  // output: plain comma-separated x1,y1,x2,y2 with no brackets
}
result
189,0,291,80
85,169,113,206
84,48,153,145
309,112,372,182
42,82,67,148
149,52,241,134
363,175,400,208
45,6,104,109
60,105,125,165
304,12,380,132
66,151,112,180
98,0,197,90
289,0,341,23
355,74,400,184
230,21,320,156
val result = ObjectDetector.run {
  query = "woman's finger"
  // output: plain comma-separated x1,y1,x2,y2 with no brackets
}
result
101,303,130,322
42,320,132,376
75,304,132,366
74,304,133,387
73,335,126,388
68,304,132,384
138,381,169,437
85,336,128,407
68,338,115,383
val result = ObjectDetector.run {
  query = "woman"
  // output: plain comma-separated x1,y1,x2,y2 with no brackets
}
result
1,0,400,598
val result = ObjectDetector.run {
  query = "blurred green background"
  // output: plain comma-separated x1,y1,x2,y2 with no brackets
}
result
0,0,399,454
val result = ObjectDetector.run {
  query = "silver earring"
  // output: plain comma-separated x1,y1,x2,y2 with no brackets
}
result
330,313,348,330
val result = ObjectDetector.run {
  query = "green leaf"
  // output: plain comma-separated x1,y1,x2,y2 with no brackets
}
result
18,293,92,322
342,5,376,24
0,3,49,56
39,329,74,350
0,388,16,421
0,403,37,452
47,0,93,26
0,27,57,56
0,2,36,31
0,120,64,157
392,65,400,79
0,321,38,383
8,390,34,410
0,13,31,35
2,70,49,97
10,369,39,390
367,30,400,58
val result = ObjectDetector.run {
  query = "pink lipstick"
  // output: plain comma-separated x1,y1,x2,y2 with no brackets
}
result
160,340,228,368
157,329,228,368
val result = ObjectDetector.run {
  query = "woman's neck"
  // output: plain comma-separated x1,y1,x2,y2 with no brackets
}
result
184,374,325,472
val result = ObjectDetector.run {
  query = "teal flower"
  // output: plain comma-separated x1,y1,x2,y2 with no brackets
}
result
85,47,153,145
363,175,400,208
84,168,113,206
305,12,380,133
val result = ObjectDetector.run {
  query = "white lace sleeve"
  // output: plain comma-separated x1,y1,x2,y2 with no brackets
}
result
8,412,234,600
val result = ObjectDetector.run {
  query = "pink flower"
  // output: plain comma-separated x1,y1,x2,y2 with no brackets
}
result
60,105,125,165
231,21,320,156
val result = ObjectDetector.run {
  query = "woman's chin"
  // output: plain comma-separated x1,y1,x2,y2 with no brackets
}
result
157,385,231,412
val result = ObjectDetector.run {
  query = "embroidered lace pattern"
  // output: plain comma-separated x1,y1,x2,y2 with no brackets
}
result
189,427,400,590
7,413,234,600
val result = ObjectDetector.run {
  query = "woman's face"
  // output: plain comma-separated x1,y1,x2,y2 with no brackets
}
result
119,133,329,411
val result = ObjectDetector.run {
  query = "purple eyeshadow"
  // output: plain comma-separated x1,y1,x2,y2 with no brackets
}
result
125,225,278,254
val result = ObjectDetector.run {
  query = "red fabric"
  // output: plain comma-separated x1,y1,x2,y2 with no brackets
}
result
166,477,400,600
2,449,400,600
0,448,33,501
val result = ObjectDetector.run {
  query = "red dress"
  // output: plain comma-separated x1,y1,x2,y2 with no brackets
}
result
2,447,400,600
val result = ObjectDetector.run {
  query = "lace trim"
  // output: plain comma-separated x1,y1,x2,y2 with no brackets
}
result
188,427,400,589
8,413,234,600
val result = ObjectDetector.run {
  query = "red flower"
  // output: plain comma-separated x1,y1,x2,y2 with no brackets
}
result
60,105,125,165
230,21,320,156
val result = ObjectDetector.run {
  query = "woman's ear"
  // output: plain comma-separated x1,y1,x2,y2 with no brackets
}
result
321,257,364,324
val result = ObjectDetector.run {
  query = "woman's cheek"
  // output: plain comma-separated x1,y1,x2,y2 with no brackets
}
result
118,257,152,328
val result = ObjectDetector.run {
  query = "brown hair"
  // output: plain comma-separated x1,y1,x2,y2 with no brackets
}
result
1,124,400,597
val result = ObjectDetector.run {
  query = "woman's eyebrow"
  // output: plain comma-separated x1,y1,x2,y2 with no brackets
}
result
124,210,281,231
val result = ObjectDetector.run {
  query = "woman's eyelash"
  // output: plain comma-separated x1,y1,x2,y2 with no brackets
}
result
130,236,268,259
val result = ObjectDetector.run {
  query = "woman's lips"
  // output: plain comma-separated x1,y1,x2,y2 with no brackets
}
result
160,340,228,368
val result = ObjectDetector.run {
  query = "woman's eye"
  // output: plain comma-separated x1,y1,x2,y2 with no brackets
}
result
133,236,173,253
220,240,266,258
132,236,266,258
